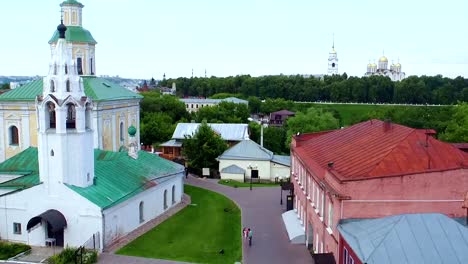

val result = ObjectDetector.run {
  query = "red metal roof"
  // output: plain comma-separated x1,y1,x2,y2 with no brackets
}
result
294,119,468,181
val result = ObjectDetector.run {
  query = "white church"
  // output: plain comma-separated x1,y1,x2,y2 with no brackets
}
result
364,54,406,81
0,0,184,250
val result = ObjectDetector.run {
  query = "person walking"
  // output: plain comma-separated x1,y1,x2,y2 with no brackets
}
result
242,227,247,239
248,228,253,246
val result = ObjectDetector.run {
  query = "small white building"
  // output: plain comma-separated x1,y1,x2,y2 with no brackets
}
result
217,139,290,182
180,97,248,113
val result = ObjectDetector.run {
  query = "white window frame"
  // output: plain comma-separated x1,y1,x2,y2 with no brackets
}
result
343,248,349,264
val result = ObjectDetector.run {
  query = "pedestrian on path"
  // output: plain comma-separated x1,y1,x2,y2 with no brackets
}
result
248,229,253,246
242,227,247,239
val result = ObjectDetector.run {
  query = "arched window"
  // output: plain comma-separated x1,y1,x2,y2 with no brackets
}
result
163,190,168,210
9,126,19,145
139,201,144,223
65,64,68,74
77,58,83,75
50,80,55,92
66,80,71,92
47,102,56,129
172,185,176,204
54,63,57,75
50,150,54,156
66,103,76,129
119,121,124,142
90,58,94,75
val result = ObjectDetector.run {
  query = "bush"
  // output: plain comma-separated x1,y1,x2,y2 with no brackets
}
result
48,247,98,264
0,241,31,260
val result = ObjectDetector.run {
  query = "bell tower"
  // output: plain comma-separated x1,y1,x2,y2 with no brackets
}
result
327,35,339,75
37,20,94,192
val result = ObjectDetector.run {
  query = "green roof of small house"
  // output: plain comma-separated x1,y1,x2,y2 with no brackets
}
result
0,148,184,208
60,0,84,7
49,26,96,44
0,77,143,102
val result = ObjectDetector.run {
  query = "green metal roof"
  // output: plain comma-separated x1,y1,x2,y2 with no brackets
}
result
0,148,184,208
0,148,40,192
0,77,142,102
49,26,96,44
60,0,84,7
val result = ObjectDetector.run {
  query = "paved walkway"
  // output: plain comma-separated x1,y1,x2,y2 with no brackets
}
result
186,175,313,264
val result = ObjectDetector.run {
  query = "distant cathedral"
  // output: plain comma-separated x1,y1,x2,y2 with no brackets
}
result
327,38,338,75
364,53,406,81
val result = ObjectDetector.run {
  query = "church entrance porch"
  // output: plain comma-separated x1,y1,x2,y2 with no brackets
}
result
27,209,67,247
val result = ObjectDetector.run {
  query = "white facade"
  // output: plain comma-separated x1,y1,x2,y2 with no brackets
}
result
219,159,290,182
365,55,406,81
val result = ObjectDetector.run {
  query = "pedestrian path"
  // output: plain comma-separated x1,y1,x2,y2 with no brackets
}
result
186,175,313,264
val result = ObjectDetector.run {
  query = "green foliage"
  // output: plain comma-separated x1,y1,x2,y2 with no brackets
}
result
140,91,188,145
285,107,340,147
0,83,10,90
260,98,295,114
194,102,249,123
248,122,260,143
440,102,468,142
117,185,242,264
263,126,288,154
247,96,261,113
140,112,175,145
182,122,228,170
48,247,97,264
0,241,31,260
209,93,243,99
165,74,467,105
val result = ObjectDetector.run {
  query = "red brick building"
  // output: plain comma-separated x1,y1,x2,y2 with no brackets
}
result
288,119,468,262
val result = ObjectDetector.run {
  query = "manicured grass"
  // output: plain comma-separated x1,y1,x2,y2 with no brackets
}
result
117,185,242,264
218,179,280,188
0,241,31,260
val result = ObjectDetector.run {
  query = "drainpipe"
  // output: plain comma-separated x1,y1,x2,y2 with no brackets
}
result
101,210,105,252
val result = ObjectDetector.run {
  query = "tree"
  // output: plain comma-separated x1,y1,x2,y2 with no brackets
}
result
247,96,261,114
194,102,249,123
263,126,287,154
440,102,468,142
285,107,339,148
140,92,188,122
182,122,228,170
140,112,174,146
0,83,10,90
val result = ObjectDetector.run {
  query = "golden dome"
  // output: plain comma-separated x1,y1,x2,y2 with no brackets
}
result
371,63,377,67
395,63,401,67
330,48,336,54
379,56,388,62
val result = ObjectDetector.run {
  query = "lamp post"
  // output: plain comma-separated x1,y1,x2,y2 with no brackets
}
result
247,164,256,191
280,176,284,205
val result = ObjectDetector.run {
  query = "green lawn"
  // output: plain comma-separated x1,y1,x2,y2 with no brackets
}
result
0,242,31,260
218,179,280,188
117,185,242,264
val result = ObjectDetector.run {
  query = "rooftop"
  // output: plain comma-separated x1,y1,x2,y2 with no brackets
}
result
338,213,468,264
293,119,468,181
0,77,143,102
0,148,184,208
171,123,249,141
218,139,291,166
49,26,96,44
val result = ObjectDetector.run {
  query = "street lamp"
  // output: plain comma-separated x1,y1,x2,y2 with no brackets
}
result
247,164,257,191
279,176,284,205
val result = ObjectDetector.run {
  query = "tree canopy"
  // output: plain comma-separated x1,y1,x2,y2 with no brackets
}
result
182,122,228,170
194,102,249,123
440,102,468,142
285,107,340,148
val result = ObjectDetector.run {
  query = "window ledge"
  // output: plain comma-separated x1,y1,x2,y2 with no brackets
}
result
314,208,319,214
326,227,333,234
319,216,324,222
311,202,315,207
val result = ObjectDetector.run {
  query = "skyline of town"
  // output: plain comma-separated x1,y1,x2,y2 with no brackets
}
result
0,0,467,79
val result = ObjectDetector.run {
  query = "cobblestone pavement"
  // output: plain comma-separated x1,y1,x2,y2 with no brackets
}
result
186,175,313,264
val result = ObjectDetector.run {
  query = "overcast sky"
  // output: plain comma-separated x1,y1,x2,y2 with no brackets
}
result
1,0,467,79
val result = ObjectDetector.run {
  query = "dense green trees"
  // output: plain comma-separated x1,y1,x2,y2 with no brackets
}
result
440,103,468,143
193,102,249,123
182,122,228,170
285,108,340,148
140,91,189,145
159,74,467,105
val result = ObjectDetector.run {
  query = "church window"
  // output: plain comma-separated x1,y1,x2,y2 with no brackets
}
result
9,126,19,145
87,173,90,181
13,223,21,234
120,121,124,142
332,63,335,68
139,201,144,223
66,80,71,92
54,63,57,75
172,185,176,204
47,102,56,129
72,11,77,24
50,80,55,92
50,150,54,156
65,64,68,74
90,58,94,75
66,103,76,129
163,190,168,210
77,58,83,75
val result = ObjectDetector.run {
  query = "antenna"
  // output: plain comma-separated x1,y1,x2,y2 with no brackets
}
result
205,69,207,78
191,68,193,78
332,33,335,49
